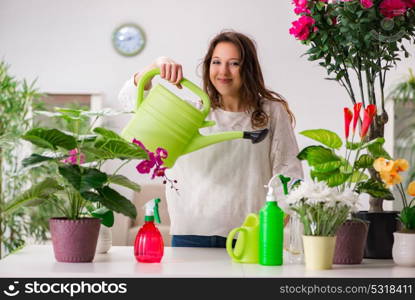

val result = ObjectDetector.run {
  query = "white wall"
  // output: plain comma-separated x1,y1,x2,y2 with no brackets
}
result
1,0,414,214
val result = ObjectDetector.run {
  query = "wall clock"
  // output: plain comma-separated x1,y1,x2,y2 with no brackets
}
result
112,23,146,57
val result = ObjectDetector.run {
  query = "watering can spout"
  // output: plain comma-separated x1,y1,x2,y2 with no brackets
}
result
183,128,269,155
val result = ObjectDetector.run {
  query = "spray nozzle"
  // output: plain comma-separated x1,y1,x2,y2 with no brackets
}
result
144,198,161,223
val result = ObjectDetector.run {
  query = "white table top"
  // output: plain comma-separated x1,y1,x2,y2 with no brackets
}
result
0,245,414,278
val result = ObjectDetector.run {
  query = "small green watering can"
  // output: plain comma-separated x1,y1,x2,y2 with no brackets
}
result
121,68,268,168
226,213,259,264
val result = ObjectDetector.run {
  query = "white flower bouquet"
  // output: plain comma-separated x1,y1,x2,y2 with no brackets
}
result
287,181,359,236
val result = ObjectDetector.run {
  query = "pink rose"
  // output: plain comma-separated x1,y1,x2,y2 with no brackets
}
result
379,0,407,18
293,0,310,14
360,0,374,8
289,16,316,41
402,0,415,8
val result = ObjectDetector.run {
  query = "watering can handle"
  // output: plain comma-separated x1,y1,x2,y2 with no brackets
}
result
226,227,247,261
136,68,211,118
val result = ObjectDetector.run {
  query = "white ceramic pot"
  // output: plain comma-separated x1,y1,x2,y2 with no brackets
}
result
95,225,112,254
392,232,415,267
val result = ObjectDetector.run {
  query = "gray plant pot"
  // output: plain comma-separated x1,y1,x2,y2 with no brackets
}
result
49,217,101,263
333,220,369,264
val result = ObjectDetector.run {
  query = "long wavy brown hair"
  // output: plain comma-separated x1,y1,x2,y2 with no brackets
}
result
202,31,295,128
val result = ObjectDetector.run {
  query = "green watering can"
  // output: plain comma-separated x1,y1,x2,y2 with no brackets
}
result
121,68,268,168
226,213,259,264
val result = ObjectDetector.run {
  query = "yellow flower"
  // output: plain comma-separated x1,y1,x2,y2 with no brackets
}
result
379,170,402,186
393,159,409,173
408,181,415,197
373,157,394,172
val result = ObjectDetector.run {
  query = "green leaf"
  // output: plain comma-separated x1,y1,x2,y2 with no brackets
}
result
310,169,339,181
82,108,125,118
96,186,137,219
326,173,351,187
355,179,394,200
22,154,58,167
297,145,341,167
93,127,124,140
346,141,361,150
58,165,108,192
349,171,369,183
4,178,63,214
367,143,392,159
96,140,148,160
313,161,343,172
90,207,114,227
108,174,141,192
300,129,342,149
354,154,375,169
81,191,102,202
22,128,77,150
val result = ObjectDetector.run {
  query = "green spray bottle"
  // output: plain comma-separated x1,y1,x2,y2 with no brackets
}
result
259,174,285,266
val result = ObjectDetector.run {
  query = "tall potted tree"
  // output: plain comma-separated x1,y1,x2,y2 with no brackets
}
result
290,0,415,258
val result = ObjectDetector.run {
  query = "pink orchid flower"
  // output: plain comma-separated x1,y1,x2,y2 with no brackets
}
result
62,149,85,165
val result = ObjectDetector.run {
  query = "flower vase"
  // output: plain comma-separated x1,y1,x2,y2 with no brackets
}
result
49,218,101,263
333,220,369,264
95,225,112,254
392,232,415,267
284,214,304,264
302,235,336,270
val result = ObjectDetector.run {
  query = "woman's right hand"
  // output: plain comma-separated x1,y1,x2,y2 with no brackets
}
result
155,56,183,89
134,56,183,89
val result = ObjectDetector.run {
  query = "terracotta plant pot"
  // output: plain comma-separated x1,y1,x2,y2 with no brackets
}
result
302,235,336,270
333,220,369,264
392,232,415,267
49,217,101,263
354,211,399,259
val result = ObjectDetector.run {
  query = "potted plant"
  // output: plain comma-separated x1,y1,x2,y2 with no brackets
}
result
373,157,415,266
389,68,415,186
0,60,44,259
289,0,415,212
4,107,157,262
287,180,358,270
297,102,395,261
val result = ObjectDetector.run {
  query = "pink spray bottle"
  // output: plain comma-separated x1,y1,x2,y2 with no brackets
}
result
134,198,164,263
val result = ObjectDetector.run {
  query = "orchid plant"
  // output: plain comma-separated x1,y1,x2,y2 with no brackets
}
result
374,157,415,231
297,102,394,211
4,107,162,227
289,0,415,211
287,180,359,236
132,139,178,191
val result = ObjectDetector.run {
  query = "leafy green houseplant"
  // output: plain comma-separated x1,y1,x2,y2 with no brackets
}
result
297,103,393,202
0,61,42,259
4,108,151,262
286,179,358,269
388,68,415,185
289,0,415,211
373,157,415,266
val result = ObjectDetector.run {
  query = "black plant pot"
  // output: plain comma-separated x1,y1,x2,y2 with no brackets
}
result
353,211,399,259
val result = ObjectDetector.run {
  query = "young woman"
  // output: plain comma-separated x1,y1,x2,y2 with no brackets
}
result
118,31,303,248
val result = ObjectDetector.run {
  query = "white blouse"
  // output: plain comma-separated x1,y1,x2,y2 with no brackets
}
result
118,77,304,237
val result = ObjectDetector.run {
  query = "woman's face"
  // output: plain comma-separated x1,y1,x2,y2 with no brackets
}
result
209,42,242,98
